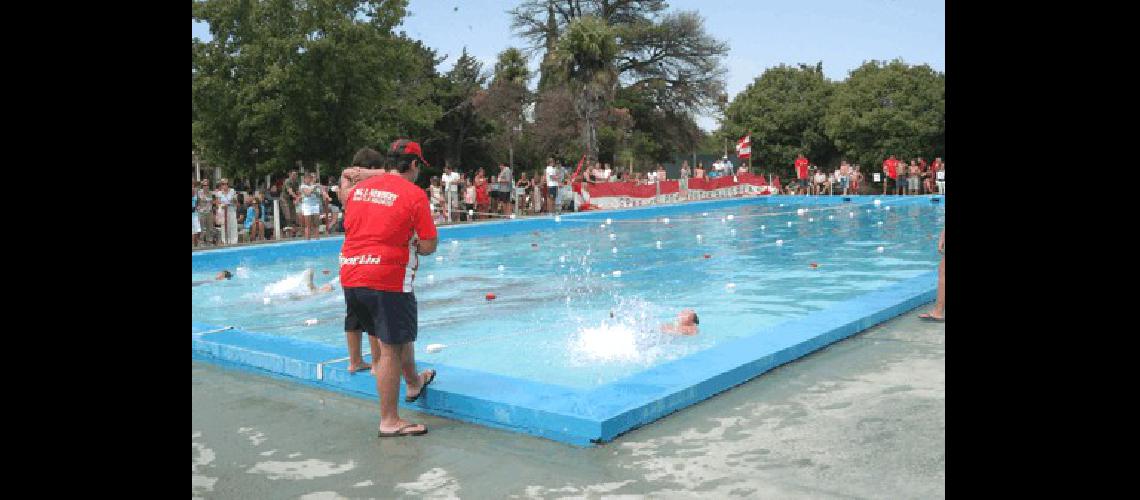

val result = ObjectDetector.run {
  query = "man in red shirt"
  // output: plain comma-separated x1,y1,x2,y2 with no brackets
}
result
794,154,810,195
882,155,898,195
338,140,439,437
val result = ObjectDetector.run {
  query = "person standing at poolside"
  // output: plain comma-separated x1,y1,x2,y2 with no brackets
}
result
882,155,898,195
339,142,438,437
282,171,300,229
441,164,460,222
795,154,810,196
544,157,560,214
839,161,852,195
908,160,922,195
920,229,945,321
215,179,239,245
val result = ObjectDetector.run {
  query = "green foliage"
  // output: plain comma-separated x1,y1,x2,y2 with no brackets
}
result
192,0,440,179
823,59,945,169
720,63,838,177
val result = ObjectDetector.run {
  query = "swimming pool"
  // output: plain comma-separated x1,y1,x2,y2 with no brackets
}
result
193,195,943,445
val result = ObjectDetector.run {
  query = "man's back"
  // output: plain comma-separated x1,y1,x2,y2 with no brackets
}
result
341,174,436,292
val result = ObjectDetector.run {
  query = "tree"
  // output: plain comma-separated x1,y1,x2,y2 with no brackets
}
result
823,59,945,169
510,0,727,162
720,63,839,177
475,48,533,169
433,48,495,171
554,16,619,161
192,0,436,180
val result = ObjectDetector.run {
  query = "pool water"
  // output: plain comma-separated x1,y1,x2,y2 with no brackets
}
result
192,198,944,390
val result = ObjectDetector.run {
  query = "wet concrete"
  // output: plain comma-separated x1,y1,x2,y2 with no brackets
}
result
193,307,944,499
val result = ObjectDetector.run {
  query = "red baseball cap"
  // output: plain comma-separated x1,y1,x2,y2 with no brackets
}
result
389,139,429,167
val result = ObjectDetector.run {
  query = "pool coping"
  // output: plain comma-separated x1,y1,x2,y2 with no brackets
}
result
193,194,943,446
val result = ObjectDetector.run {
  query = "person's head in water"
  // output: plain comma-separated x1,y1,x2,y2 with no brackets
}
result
215,270,233,280
678,309,699,327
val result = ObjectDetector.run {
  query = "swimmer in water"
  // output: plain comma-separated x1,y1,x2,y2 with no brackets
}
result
262,268,338,297
192,270,232,286
660,309,699,336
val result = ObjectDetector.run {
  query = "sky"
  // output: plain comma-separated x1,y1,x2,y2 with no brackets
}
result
193,0,944,132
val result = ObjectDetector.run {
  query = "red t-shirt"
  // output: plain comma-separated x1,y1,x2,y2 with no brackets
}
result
339,174,438,292
795,158,809,180
884,159,898,179
475,182,489,205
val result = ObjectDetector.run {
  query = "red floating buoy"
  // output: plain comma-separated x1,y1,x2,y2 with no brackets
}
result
485,293,497,301
810,262,819,269
704,254,711,259
322,269,331,275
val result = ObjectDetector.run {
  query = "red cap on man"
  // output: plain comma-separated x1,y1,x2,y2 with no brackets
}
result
389,139,429,167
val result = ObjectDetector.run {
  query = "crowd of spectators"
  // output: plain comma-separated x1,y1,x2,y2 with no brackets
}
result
194,155,944,248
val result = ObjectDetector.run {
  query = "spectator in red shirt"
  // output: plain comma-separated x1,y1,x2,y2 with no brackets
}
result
338,140,439,437
794,154,810,195
882,155,898,195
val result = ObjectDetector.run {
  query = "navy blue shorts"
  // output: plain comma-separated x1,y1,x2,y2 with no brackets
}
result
343,287,418,345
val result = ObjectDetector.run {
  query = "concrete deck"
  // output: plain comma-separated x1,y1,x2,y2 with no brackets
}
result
193,307,945,499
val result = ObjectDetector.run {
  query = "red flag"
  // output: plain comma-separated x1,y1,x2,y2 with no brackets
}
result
735,135,751,159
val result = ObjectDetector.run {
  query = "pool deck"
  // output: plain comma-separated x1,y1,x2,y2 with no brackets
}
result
193,195,944,446
193,307,945,499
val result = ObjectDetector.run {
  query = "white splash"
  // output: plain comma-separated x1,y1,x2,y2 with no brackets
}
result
776,239,784,246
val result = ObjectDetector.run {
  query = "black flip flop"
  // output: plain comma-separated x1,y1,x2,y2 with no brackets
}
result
918,314,945,322
404,369,436,402
377,423,428,438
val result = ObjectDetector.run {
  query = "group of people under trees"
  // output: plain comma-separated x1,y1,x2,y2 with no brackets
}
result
193,171,344,247
789,154,945,196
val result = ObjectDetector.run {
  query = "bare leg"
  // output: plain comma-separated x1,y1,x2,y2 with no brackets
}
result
345,330,370,372
372,339,425,434
931,255,945,317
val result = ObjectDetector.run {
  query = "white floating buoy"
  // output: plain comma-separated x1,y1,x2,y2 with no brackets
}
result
427,274,434,283
726,283,736,289
696,234,703,241
662,217,670,224
655,241,662,249
809,218,815,222
828,215,834,220
509,214,517,219
263,297,272,305
877,221,883,226
436,256,444,261
586,249,591,256
451,240,458,245
877,246,885,253
559,255,566,263
787,221,793,227
884,206,891,211
849,212,854,217
612,247,618,254
866,209,872,213
730,229,736,235
555,215,561,222
779,204,785,207
599,223,606,229
304,319,319,326
426,343,446,353
760,225,766,230
609,233,616,240
727,214,735,221
498,265,505,271
702,212,708,216
776,239,784,246
873,199,882,206
612,270,622,277
797,208,805,215
606,218,613,225
720,217,726,223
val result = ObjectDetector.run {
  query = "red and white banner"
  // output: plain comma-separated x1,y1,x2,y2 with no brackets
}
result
735,135,751,159
578,173,775,210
